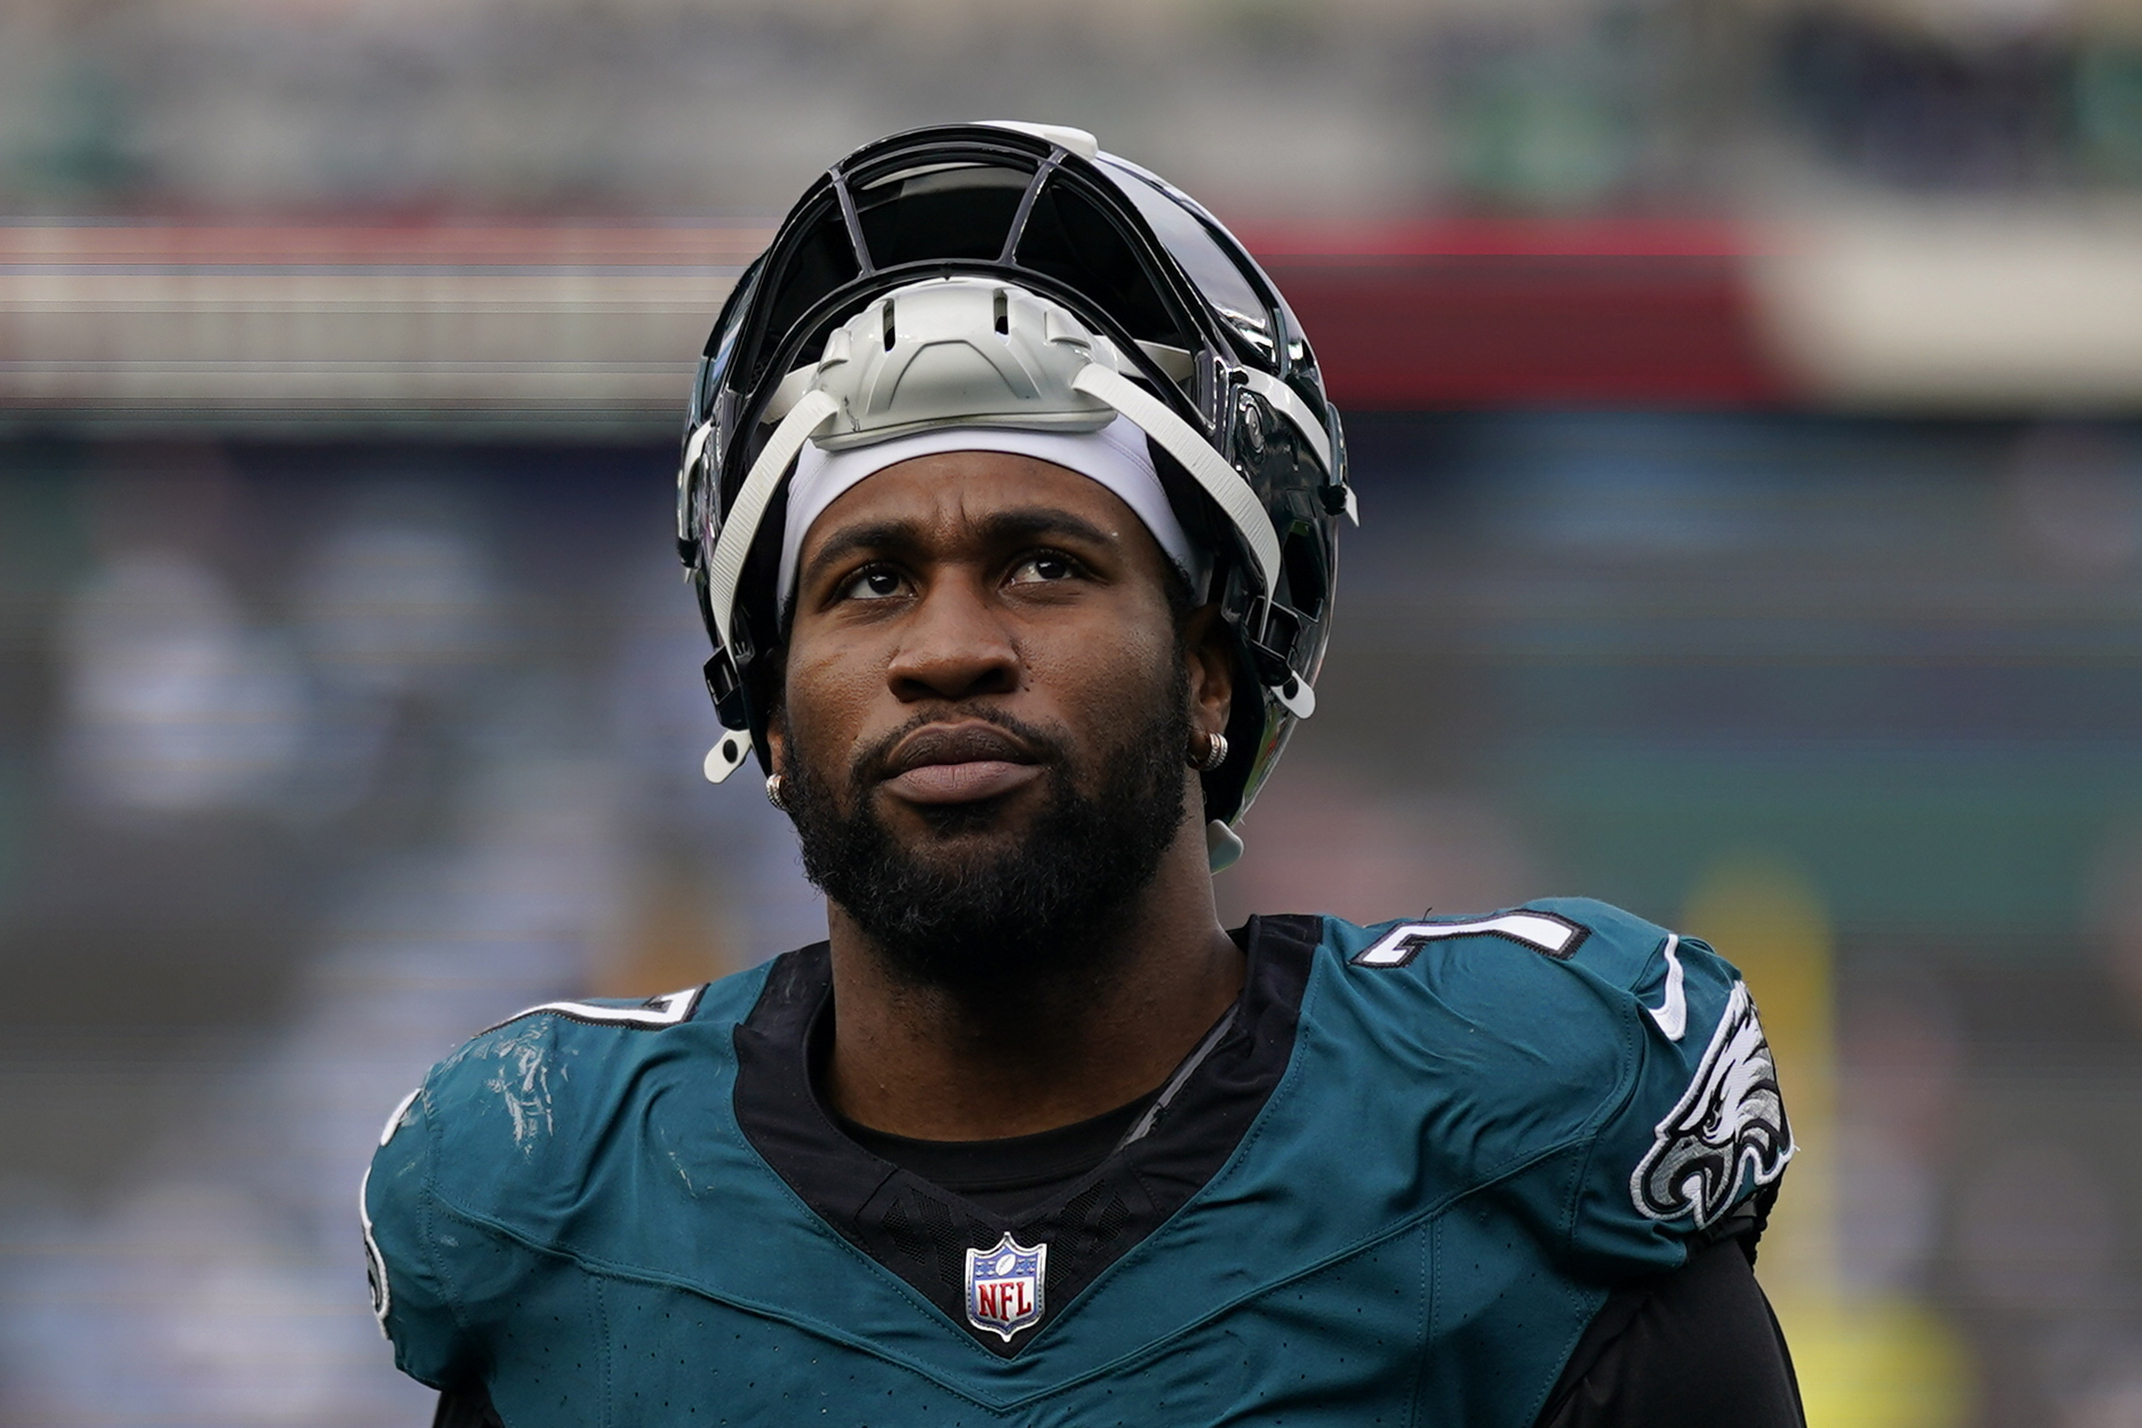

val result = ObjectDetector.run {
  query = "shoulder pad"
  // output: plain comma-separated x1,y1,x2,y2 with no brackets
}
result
422,985,710,1171
362,970,769,1387
417,971,779,1220
1326,898,1794,1269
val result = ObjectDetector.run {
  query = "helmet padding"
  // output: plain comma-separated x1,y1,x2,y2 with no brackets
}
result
778,413,1205,603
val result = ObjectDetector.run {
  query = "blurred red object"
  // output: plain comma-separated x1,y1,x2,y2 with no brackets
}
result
1248,218,1793,409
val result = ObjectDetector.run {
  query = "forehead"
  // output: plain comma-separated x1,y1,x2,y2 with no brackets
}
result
796,448,1159,563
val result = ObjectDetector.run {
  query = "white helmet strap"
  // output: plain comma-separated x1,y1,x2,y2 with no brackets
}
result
1068,363,1280,592
704,387,838,654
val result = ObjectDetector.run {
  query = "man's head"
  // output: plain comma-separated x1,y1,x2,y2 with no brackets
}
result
677,122,1350,885
766,448,1233,994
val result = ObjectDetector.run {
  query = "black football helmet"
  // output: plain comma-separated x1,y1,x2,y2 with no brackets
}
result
676,121,1353,856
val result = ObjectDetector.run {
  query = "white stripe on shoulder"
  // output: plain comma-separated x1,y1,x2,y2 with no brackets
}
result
360,1165,391,1334
377,1086,422,1148
1643,935,1689,1041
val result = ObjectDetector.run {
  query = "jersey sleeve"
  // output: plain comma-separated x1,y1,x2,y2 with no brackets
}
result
358,986,716,1391
362,1081,475,1390
1535,1238,1805,1428
1551,900,1795,1274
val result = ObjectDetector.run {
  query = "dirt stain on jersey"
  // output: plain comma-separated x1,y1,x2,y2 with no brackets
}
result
483,1024,559,1149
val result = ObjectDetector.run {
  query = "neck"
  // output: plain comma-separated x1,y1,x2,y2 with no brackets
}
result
820,817,1244,1141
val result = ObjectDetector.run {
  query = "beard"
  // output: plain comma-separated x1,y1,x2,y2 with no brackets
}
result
778,670,1192,1000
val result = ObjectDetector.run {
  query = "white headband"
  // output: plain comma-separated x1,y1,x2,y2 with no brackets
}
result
777,414,1203,602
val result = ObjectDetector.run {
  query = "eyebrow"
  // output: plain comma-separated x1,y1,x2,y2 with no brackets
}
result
797,506,1122,593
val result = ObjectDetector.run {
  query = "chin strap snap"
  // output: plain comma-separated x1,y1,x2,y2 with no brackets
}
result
1206,819,1245,873
703,729,754,784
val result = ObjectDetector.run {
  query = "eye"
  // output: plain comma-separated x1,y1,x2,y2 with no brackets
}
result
837,566,907,601
1007,551,1082,586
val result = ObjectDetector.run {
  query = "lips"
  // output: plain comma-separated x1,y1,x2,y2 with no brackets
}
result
880,722,1046,806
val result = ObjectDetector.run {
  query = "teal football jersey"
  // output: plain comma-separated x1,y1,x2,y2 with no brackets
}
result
363,898,1791,1427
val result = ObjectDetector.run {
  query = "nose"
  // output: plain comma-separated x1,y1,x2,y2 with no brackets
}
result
885,573,1020,705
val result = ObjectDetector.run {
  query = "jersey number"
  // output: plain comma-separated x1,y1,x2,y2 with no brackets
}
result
1350,911,1588,968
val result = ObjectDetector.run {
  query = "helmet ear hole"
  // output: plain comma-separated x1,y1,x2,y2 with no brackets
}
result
1279,529,1328,621
1141,434,1229,592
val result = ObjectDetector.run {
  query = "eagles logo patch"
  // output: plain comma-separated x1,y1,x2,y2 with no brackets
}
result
1630,980,1793,1229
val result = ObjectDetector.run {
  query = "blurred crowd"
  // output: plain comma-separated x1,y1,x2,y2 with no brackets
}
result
0,0,2135,218
0,443,821,1424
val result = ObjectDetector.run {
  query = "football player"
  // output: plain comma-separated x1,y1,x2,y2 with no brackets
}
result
365,123,1802,1427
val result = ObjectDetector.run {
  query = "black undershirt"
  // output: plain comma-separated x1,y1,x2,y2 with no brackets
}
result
735,933,1306,1357
833,1094,1155,1218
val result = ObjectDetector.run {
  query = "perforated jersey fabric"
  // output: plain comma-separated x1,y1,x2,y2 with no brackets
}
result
364,898,1790,1427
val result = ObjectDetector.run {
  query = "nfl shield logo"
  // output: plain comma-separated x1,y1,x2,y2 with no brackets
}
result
964,1232,1047,1342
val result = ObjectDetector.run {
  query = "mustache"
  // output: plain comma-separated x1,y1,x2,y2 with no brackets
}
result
850,706,1072,787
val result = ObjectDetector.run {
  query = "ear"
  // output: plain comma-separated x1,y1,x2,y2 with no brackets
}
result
1180,603,1234,738
761,692,789,775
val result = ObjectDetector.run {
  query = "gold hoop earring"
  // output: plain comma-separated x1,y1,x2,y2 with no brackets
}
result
1192,732,1229,773
765,773,787,810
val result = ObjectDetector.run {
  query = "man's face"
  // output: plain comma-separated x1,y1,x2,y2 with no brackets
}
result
767,449,1213,990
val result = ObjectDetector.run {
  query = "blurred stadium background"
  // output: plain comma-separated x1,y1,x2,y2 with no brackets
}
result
3,0,2141,1423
